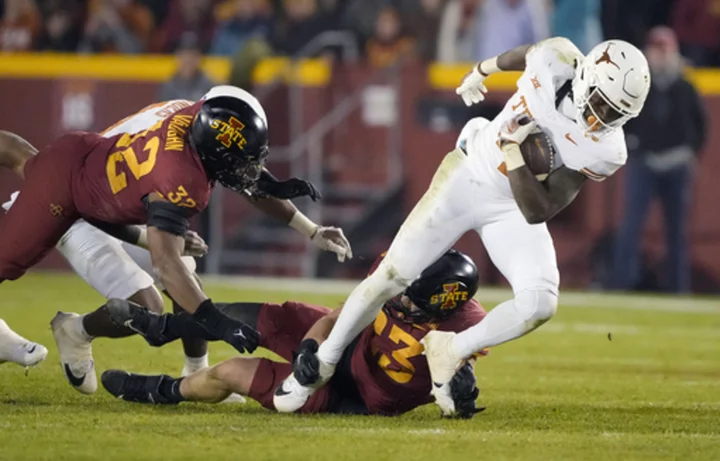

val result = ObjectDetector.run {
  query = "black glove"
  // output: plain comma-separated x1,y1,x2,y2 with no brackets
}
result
449,363,485,419
292,338,320,386
254,170,322,202
193,299,260,354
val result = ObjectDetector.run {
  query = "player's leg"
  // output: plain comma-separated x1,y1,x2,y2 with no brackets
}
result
0,318,48,367
275,148,478,412
50,221,160,394
423,207,559,398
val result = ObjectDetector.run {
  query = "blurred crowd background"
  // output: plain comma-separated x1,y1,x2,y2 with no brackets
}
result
0,0,718,66
0,0,719,295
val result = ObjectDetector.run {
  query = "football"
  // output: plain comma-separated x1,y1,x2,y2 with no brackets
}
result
520,127,556,181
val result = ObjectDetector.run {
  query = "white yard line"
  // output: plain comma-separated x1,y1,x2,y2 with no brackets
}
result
203,276,720,314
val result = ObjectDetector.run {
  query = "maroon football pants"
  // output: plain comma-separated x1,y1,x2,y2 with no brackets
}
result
247,301,333,413
0,133,93,281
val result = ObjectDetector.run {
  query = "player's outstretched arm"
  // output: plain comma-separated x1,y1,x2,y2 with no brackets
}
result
456,44,533,106
249,193,353,263
0,130,38,178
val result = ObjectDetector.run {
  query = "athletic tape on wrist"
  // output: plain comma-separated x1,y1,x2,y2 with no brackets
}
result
289,211,319,238
502,144,526,171
478,57,501,76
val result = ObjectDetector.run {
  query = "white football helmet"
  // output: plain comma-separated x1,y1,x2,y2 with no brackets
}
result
572,40,651,135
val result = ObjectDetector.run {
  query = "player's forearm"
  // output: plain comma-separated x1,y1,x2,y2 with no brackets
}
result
507,159,586,224
303,308,342,344
477,44,533,76
250,195,297,224
251,196,321,239
504,143,555,224
155,256,208,313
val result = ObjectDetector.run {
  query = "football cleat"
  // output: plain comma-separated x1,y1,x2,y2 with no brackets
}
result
0,319,48,367
273,359,335,413
51,312,97,394
101,370,176,404
421,330,464,417
105,298,171,347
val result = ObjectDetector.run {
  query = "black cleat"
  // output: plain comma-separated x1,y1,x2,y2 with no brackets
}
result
105,299,171,347
101,370,177,405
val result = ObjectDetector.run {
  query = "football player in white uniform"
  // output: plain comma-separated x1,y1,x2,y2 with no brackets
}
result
274,38,651,416
0,87,353,396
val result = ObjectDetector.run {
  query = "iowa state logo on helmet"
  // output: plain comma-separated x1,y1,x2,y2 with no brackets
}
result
429,282,469,310
211,116,248,149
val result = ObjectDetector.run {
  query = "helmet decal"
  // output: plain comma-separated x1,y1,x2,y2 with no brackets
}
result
211,116,247,149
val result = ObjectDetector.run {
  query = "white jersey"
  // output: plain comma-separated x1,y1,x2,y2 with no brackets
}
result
100,99,193,138
466,37,628,197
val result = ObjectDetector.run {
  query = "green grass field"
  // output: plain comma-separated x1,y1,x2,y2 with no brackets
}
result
1,273,720,461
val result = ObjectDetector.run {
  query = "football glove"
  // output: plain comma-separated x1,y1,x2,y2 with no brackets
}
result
498,114,537,147
193,299,260,354
183,230,208,258
293,339,320,386
254,170,322,202
311,226,353,262
448,363,485,419
456,66,489,107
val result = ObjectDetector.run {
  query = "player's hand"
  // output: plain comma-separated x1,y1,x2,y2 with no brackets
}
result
220,321,260,354
448,363,485,419
498,114,536,147
311,226,353,262
193,300,260,354
182,230,208,258
456,66,489,106
293,339,320,386
256,177,322,202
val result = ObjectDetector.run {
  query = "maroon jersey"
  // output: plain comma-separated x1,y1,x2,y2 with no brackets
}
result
350,298,487,415
72,102,212,224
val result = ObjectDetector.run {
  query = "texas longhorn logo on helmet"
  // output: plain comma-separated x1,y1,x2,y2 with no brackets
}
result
211,116,248,149
429,282,469,310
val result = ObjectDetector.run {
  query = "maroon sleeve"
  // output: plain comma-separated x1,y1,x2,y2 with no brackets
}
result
439,298,487,332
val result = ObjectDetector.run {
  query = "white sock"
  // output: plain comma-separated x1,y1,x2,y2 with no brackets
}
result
452,289,558,358
183,354,209,375
317,271,405,365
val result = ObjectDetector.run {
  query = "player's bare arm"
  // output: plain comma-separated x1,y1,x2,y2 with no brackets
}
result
498,115,586,224
0,130,37,178
506,164,586,224
249,175,353,262
145,193,259,354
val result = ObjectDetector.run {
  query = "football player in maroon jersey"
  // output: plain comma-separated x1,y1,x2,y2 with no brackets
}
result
0,86,352,393
100,250,486,418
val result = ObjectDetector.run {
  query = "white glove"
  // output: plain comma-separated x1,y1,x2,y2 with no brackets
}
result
311,226,353,262
498,114,537,146
183,230,208,258
455,66,488,106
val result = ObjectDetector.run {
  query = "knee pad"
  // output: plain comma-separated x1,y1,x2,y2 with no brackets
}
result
514,288,558,327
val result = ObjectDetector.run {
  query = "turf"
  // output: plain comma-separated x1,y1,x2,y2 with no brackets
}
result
1,273,719,461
